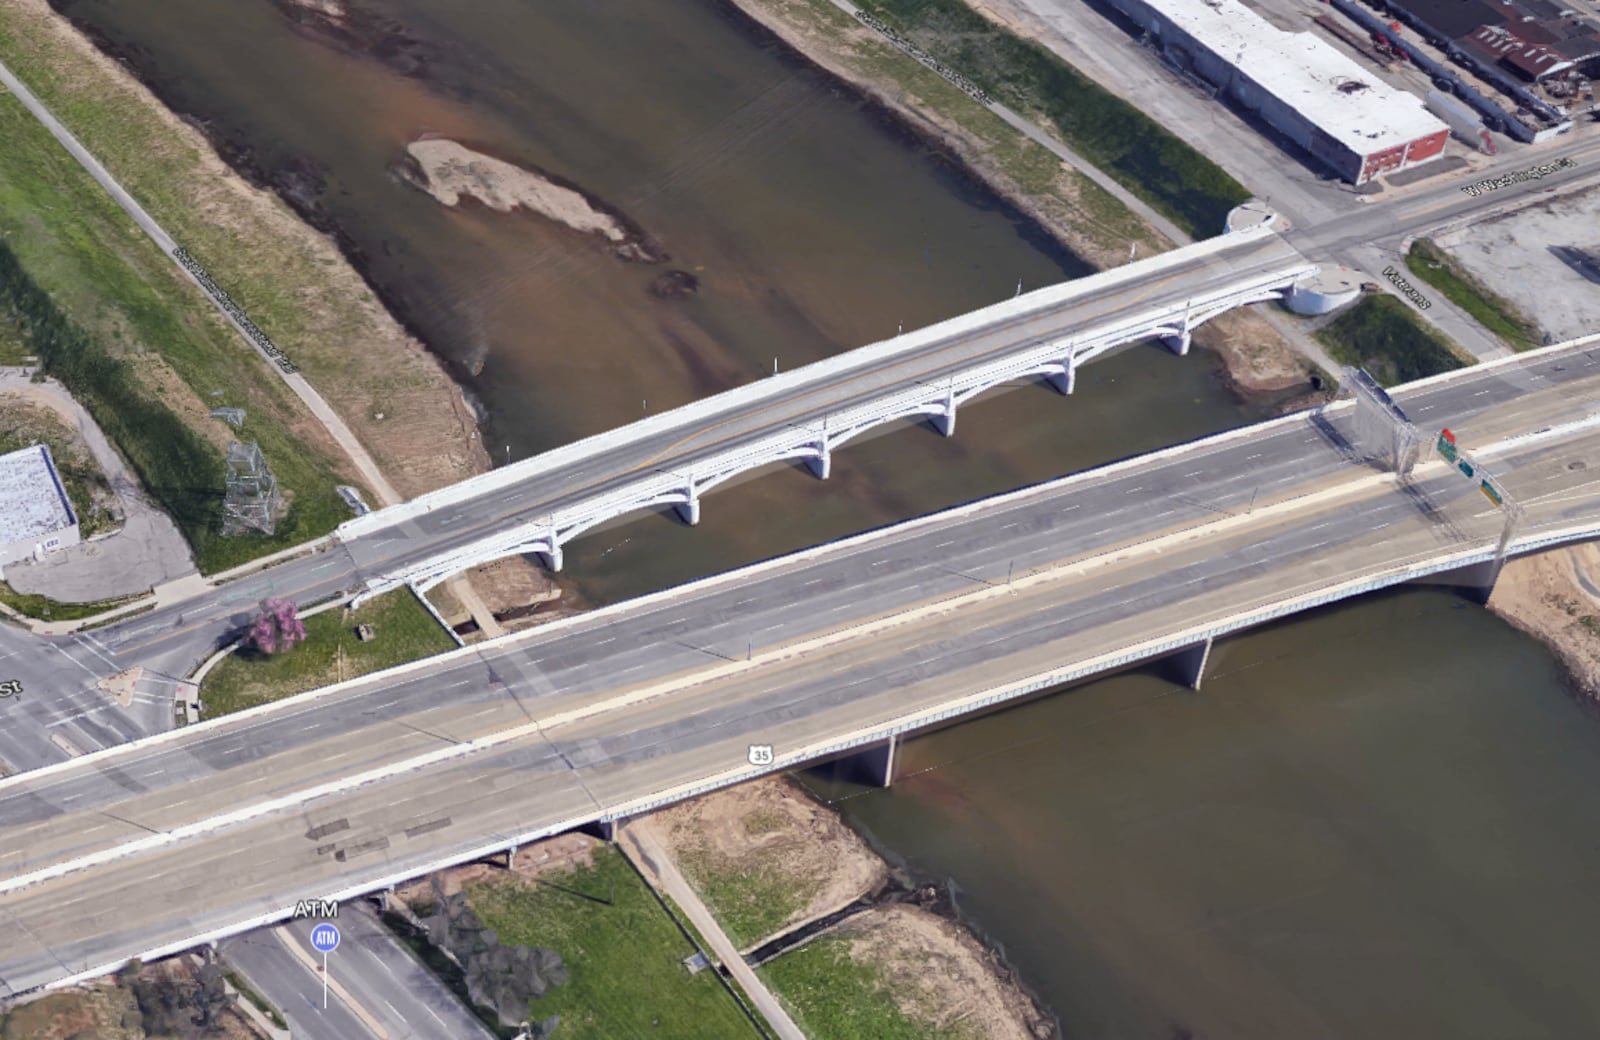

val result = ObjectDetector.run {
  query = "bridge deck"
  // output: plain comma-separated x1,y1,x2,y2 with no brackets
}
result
335,226,1314,585
3,350,1600,995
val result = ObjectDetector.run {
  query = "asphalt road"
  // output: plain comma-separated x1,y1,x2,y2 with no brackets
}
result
2,347,1598,995
220,902,494,1040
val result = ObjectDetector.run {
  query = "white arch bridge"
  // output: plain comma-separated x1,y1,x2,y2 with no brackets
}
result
343,225,1318,601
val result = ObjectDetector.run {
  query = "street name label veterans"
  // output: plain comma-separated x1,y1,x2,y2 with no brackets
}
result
1382,264,1431,309
172,247,299,374
1459,157,1576,197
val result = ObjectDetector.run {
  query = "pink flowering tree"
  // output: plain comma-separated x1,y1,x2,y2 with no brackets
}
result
249,597,306,655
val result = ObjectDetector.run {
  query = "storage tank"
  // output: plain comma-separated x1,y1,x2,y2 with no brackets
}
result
1224,199,1291,234
1284,266,1363,316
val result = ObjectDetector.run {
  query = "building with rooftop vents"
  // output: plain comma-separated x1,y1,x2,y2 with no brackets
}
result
0,443,79,574
1111,0,1450,184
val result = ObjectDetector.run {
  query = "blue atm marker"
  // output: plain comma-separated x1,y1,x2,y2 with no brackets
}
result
310,923,340,1008
311,923,340,952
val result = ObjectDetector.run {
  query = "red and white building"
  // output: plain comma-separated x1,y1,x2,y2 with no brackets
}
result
1111,0,1450,184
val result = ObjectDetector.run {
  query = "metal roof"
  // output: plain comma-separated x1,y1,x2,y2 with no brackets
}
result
0,444,75,545
1146,0,1448,153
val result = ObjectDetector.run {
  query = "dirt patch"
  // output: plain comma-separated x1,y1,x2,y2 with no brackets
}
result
1193,307,1321,395
652,774,888,947
1489,543,1600,697
0,985,143,1040
837,904,1053,1040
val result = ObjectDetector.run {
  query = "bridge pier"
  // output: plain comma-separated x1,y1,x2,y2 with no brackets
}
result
1411,557,1504,605
1047,356,1076,395
578,818,619,843
675,493,702,526
1165,637,1213,689
807,446,832,480
839,735,898,788
540,544,565,572
1164,329,1193,357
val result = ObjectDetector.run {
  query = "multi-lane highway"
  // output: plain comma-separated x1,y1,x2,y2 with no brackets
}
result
219,903,494,1040
2,339,1598,996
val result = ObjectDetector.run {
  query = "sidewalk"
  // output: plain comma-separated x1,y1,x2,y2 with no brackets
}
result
619,819,808,1040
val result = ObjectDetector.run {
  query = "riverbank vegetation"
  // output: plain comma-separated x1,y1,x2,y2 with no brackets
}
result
1405,239,1541,352
1313,295,1469,386
0,0,488,502
200,588,456,717
849,0,1250,237
0,83,353,572
762,932,969,1040
727,0,1164,266
439,844,759,1039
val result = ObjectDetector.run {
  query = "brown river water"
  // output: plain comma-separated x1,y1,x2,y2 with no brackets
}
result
49,0,1600,1035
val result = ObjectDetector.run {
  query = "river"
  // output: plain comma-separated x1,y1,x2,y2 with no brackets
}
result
47,0,1600,1036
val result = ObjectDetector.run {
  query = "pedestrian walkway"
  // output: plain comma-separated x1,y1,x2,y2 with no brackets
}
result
619,819,809,1040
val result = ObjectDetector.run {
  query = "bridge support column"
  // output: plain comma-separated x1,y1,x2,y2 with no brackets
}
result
807,445,832,480
841,736,898,788
935,386,958,437
540,542,565,572
502,844,520,870
1047,356,1076,395
675,489,702,526
1166,637,1213,690
1410,557,1504,605
578,818,619,843
1164,329,1192,357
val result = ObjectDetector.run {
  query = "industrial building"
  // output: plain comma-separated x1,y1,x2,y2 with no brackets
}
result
1111,0,1451,183
0,443,79,573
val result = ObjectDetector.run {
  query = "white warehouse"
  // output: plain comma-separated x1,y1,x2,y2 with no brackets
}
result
0,443,79,574
1110,0,1451,184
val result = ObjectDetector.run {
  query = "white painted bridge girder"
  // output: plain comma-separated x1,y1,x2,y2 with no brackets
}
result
353,240,1317,600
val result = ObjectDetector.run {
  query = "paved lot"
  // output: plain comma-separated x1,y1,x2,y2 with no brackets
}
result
0,369,196,602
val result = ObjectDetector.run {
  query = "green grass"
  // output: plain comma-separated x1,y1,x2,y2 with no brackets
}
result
1405,239,1541,351
0,580,144,621
200,589,456,717
760,935,971,1040
0,81,357,573
676,842,822,949
463,845,760,1040
854,0,1250,236
1314,295,1470,387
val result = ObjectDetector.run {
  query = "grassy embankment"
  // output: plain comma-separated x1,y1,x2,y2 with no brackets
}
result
1405,239,1542,352
674,811,825,949
463,845,760,1040
0,80,354,574
762,936,971,1040
850,0,1250,238
200,589,457,717
750,0,1156,257
1314,295,1470,386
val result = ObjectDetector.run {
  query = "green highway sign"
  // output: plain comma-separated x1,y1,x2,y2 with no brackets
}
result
1480,480,1504,506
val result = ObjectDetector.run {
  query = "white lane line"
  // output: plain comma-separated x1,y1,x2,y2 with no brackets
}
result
1124,486,1143,494
1474,390,1491,397
935,540,956,548
1245,453,1263,461
443,679,472,690
1183,470,1205,477
594,636,615,646
804,578,824,586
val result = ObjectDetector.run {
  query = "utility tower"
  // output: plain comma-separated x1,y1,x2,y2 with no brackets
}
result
222,441,280,536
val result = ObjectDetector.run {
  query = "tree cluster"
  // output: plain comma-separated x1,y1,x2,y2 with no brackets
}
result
417,886,568,1029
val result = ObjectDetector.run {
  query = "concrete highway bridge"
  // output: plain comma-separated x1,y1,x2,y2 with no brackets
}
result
2,335,1599,997
335,223,1316,592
